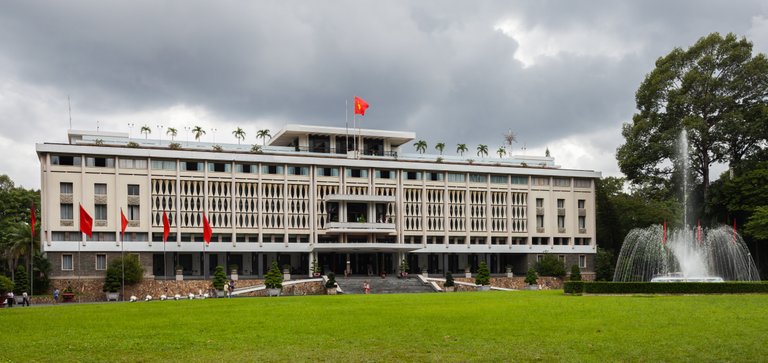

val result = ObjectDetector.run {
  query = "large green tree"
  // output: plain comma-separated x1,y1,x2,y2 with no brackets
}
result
617,32,768,205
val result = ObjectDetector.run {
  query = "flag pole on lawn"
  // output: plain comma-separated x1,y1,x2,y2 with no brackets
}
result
30,203,35,303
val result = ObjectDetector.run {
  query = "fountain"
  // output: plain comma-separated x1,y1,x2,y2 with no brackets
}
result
613,130,760,282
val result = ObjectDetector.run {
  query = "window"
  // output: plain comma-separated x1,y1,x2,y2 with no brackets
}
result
553,178,570,187
51,155,81,166
208,162,231,173
558,255,566,263
236,164,255,173
94,183,107,195
118,158,147,169
346,168,368,178
86,157,115,168
426,172,443,181
128,205,140,221
60,182,73,194
490,175,508,184
96,254,107,270
536,198,543,208
557,199,565,208
557,215,565,228
532,177,549,186
376,169,394,179
404,171,421,180
181,161,203,171
95,204,107,221
127,184,140,196
579,255,587,268
317,167,339,177
578,216,586,229
262,164,284,175
62,254,73,270
536,215,544,228
60,203,73,220
469,174,487,183
578,199,585,209
574,179,592,188
510,176,528,185
151,160,177,170
536,255,544,263
447,173,465,182
287,166,308,176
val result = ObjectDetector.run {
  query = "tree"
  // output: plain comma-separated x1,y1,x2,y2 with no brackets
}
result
595,248,615,281
746,206,768,240
13,264,29,294
414,140,427,154
535,253,566,278
264,261,283,289
476,144,488,158
232,127,246,144
140,125,151,139
456,143,468,156
113,255,144,285
617,32,768,205
475,261,490,286
192,126,206,141
524,268,538,285
503,130,517,155
0,276,13,296
166,127,178,141
257,129,272,146
569,265,582,281
496,146,506,159
435,142,445,155
102,264,122,293
444,271,454,287
545,148,550,157
212,265,227,291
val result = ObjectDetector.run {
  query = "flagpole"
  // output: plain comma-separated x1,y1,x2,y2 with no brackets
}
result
353,113,357,158
121,225,125,301
29,210,33,303
345,99,349,154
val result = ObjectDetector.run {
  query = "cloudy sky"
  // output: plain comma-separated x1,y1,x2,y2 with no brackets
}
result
2,1,768,189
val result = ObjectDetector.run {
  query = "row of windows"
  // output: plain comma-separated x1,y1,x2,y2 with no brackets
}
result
59,204,139,221
60,183,140,196
536,254,588,268
61,253,110,271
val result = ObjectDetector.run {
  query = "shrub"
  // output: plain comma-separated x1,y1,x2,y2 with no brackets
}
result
536,253,566,278
524,268,538,285
325,272,337,289
213,265,227,291
102,265,121,293
563,281,768,294
126,141,139,148
564,281,584,294
444,272,455,287
595,248,615,281
212,144,223,152
400,259,409,273
119,255,144,285
168,142,181,150
264,261,283,289
0,276,14,296
475,261,490,286
14,265,29,294
570,265,582,281
250,144,262,153
94,139,104,146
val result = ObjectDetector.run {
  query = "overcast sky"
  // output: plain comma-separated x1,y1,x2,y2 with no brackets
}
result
2,1,768,189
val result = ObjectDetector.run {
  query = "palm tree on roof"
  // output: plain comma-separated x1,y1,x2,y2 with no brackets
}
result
497,146,506,159
414,140,427,154
166,127,178,141
503,130,517,157
140,125,151,139
232,127,246,144
192,126,206,141
456,143,468,157
435,142,445,155
257,129,272,146
477,144,488,158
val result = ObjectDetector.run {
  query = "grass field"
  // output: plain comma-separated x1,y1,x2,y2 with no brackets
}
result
2,290,767,362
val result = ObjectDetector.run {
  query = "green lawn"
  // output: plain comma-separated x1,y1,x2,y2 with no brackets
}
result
2,291,766,362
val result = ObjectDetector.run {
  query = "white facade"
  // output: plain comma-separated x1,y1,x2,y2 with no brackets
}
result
38,125,600,279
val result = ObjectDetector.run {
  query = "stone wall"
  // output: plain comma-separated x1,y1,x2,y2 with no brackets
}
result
454,276,566,290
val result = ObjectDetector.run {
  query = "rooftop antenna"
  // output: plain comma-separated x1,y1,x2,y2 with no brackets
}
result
68,95,72,130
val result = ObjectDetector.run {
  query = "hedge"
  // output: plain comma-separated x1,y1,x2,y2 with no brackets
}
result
564,281,768,294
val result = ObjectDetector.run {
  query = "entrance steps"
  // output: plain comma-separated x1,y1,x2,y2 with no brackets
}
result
334,275,434,294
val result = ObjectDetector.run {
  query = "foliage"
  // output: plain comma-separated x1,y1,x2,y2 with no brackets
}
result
212,265,227,290
414,140,427,154
569,265,582,281
232,127,246,144
524,268,538,285
545,147,550,157
436,157,443,163
745,206,768,240
212,144,223,152
435,142,445,155
456,143,467,156
503,130,517,149
535,254,566,278
0,175,40,277
325,272,337,289
496,146,506,158
106,255,144,285
166,127,178,140
264,261,283,289
13,264,29,294
475,261,490,285
94,138,104,146
444,272,454,287
399,259,409,273
140,125,151,138
168,142,181,150
126,141,139,148
257,129,272,146
228,264,238,272
617,32,768,204
564,281,768,294
594,248,615,281
476,144,488,158
0,275,13,295
192,126,206,141
33,251,51,295
102,263,122,292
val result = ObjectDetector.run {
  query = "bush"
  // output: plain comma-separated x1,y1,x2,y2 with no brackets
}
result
264,261,283,289
102,265,121,293
213,265,227,291
325,272,337,289
116,255,144,285
251,144,262,153
535,254,566,278
475,261,490,285
570,265,582,281
0,276,14,296
524,268,538,285
563,281,768,294
126,141,139,148
595,248,614,281
400,259,409,273
168,142,181,150
212,144,223,152
444,272,455,287
14,265,29,294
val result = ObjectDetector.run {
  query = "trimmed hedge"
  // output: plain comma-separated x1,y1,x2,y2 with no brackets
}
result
564,281,768,294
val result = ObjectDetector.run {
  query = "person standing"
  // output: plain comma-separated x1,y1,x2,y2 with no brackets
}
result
6,291,14,307
22,291,29,306
53,288,60,304
363,281,371,294
228,280,235,298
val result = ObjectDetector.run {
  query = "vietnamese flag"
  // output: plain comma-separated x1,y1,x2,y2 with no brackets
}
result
354,96,369,116
203,213,212,244
120,208,128,237
79,204,93,237
30,203,36,238
162,210,170,243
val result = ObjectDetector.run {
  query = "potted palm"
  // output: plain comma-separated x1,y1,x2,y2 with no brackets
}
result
399,259,409,278
265,261,283,297
212,265,227,297
325,272,338,295
443,272,455,292
475,261,491,291
525,268,539,290
311,260,322,278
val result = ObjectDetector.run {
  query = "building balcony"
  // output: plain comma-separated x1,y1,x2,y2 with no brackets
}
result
325,222,396,234
324,194,396,203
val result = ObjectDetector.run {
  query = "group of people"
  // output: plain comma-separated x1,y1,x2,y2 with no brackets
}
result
4,291,30,307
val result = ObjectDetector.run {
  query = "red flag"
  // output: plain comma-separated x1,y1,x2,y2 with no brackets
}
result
162,210,170,243
203,213,212,244
662,220,667,245
354,96,369,116
30,203,36,238
79,204,93,237
120,208,128,237
697,219,702,243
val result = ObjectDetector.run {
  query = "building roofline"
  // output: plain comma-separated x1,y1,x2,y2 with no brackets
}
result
269,124,416,147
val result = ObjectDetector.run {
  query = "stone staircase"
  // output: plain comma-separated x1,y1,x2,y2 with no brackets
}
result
334,276,434,294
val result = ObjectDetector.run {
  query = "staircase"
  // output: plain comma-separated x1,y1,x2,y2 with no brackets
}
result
334,276,434,294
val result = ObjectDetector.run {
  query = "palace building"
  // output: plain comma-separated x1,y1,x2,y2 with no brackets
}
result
37,124,600,280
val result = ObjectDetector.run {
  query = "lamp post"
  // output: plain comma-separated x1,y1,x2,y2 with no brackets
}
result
211,128,218,144
184,126,191,147
157,125,165,144
127,123,135,139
